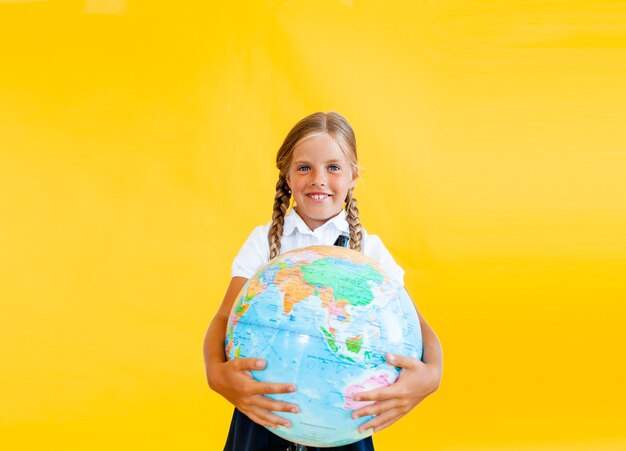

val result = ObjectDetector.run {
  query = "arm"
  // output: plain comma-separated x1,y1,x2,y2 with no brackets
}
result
351,306,443,433
203,276,299,429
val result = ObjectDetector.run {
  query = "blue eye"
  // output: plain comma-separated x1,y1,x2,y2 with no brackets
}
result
328,165,341,171
298,165,311,172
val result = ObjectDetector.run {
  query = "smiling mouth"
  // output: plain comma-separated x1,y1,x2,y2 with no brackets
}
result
307,193,331,200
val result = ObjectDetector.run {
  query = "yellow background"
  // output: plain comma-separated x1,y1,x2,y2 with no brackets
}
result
1,1,625,450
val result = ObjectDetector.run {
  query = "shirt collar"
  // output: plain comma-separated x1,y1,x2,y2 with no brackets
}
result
283,209,350,236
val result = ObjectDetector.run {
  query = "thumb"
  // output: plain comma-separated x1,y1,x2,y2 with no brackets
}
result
386,352,418,369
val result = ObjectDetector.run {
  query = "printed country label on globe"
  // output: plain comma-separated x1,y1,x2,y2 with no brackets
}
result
225,245,423,447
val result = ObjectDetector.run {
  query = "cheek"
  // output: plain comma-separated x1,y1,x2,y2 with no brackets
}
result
291,178,303,190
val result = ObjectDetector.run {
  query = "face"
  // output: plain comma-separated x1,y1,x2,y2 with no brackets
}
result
286,133,356,231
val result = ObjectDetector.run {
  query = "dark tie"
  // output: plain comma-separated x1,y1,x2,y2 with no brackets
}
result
333,234,349,248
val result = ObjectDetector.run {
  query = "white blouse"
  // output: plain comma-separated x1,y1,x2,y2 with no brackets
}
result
231,209,405,285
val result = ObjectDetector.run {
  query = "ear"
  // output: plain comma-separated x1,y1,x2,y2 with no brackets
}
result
285,173,291,191
350,172,358,190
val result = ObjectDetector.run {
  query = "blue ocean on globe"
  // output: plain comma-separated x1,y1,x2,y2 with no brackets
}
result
225,245,423,447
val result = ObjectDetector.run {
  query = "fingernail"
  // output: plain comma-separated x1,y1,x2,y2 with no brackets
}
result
354,395,361,401
287,385,296,392
291,406,299,414
255,359,265,369
388,353,396,363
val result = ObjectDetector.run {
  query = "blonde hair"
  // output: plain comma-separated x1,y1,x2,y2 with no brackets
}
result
269,112,362,259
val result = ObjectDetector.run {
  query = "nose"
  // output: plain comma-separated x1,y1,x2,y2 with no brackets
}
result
310,169,326,186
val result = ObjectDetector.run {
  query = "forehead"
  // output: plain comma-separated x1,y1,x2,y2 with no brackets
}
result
291,133,348,163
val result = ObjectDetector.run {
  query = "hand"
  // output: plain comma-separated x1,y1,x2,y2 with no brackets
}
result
208,357,300,429
351,353,441,433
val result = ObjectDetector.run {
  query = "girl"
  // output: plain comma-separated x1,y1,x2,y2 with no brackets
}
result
204,112,442,451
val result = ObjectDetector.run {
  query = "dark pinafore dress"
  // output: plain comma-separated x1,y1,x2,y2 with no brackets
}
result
223,235,375,451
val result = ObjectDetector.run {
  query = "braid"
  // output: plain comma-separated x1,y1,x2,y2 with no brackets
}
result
268,175,291,260
345,189,363,252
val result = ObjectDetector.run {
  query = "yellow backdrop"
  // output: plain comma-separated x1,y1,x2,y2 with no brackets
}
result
1,1,625,450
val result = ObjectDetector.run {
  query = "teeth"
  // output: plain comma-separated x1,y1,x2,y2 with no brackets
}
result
310,194,328,200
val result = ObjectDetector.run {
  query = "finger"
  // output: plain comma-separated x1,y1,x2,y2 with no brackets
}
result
373,418,397,433
386,352,420,369
353,383,400,402
254,381,297,396
256,396,300,414
244,405,293,429
351,398,396,420
357,407,401,433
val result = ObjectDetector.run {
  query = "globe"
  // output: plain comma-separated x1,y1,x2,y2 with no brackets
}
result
225,245,423,447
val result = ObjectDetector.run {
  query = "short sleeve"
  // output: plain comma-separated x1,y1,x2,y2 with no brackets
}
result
231,225,271,279
363,234,405,286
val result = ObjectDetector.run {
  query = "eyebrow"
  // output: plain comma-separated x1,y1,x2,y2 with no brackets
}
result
292,159,344,165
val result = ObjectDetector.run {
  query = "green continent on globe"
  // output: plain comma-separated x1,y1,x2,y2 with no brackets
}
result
300,259,384,307
345,334,364,353
320,326,339,352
